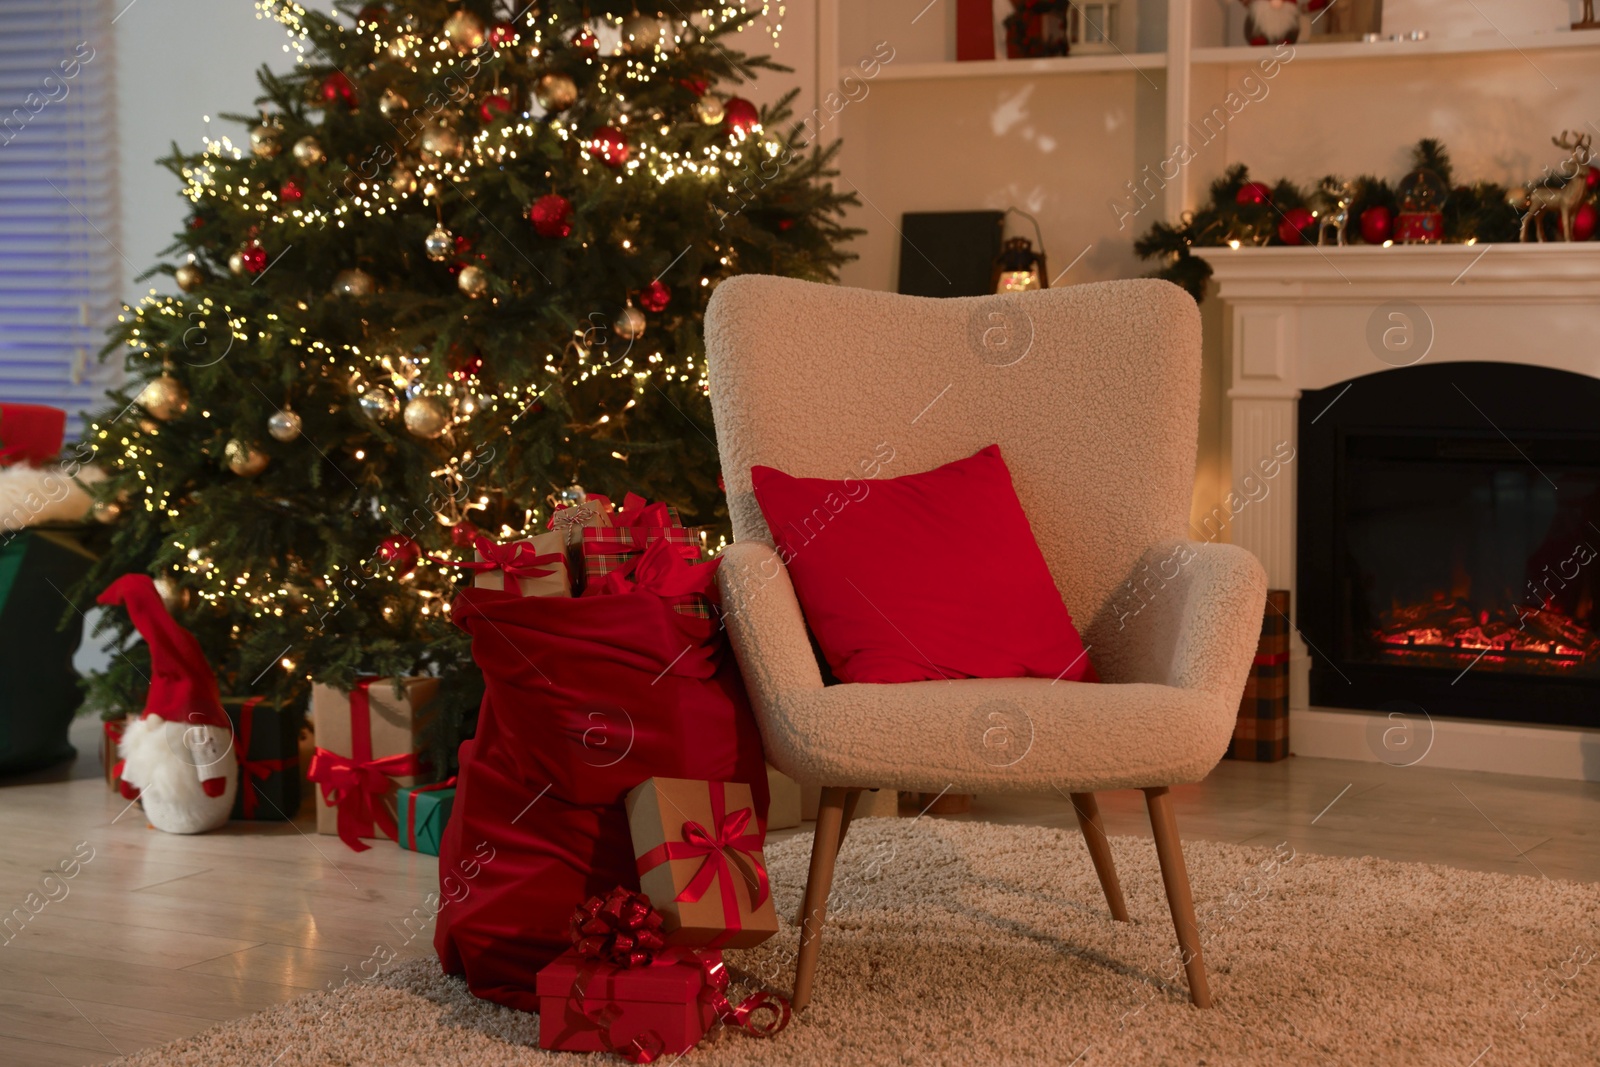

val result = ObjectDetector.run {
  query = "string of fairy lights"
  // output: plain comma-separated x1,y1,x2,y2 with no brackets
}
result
92,2,775,675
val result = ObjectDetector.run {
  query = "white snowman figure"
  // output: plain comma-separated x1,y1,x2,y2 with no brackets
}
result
99,575,237,834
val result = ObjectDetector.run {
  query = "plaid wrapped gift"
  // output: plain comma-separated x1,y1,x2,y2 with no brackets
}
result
580,525,700,589
1226,589,1290,762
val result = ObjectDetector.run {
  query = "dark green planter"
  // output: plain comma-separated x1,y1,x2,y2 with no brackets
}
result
0,528,93,774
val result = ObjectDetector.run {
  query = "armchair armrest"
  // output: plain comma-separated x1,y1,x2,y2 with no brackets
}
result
1085,541,1268,702
716,541,825,713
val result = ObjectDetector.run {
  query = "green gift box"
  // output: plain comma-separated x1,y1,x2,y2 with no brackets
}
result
397,780,456,856
0,528,94,774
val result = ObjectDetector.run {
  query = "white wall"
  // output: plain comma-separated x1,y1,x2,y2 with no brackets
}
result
114,0,285,304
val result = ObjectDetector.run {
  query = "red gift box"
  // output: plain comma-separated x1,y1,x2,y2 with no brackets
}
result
581,525,700,589
536,948,716,1059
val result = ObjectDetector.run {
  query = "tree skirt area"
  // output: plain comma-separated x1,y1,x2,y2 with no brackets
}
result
109,819,1600,1066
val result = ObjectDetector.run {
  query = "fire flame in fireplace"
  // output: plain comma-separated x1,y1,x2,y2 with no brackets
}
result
1372,593,1599,674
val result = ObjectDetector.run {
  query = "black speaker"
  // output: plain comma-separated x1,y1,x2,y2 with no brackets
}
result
896,211,1004,298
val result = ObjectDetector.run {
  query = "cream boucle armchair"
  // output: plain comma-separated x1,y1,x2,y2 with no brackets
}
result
705,275,1267,1010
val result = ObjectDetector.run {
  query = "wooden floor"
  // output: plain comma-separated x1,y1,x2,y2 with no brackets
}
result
4,716,1599,1066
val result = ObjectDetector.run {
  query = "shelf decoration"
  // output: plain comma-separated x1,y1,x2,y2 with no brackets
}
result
1136,138,1595,299
1005,0,1070,58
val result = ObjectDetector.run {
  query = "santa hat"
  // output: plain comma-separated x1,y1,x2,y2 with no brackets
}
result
97,574,230,731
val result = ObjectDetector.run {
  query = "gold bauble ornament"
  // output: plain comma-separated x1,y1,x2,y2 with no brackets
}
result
620,14,664,53
228,250,249,276
249,123,282,159
174,262,205,292
267,409,303,442
91,498,122,524
331,268,377,297
225,438,270,477
694,96,724,125
359,387,401,421
153,575,191,614
419,122,462,162
455,392,487,417
443,10,487,52
614,304,646,341
379,88,408,119
137,374,190,421
457,264,489,297
424,225,453,261
534,72,578,112
391,164,419,195
292,135,326,166
402,396,450,438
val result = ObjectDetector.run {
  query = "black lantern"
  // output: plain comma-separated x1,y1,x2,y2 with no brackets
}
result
991,209,1050,292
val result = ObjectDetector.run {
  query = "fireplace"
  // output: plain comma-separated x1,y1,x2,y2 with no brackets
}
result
1298,362,1600,727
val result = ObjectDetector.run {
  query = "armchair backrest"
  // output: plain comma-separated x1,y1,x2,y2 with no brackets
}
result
705,275,1201,632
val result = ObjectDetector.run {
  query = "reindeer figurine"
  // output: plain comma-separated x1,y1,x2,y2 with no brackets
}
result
1518,131,1593,242
1313,178,1352,247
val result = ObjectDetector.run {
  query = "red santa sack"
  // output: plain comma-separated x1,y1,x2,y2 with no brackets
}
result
435,570,769,1015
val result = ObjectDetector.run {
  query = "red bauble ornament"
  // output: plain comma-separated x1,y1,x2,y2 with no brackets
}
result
1573,201,1598,242
378,534,420,568
319,71,357,109
1235,181,1272,206
530,193,574,238
478,93,512,122
638,280,670,313
453,234,473,256
573,29,598,52
776,218,794,232
1276,207,1315,246
356,4,387,25
488,21,517,46
587,126,630,167
241,244,268,273
723,96,759,134
279,180,303,203
188,215,205,229
679,77,708,97
1586,165,1599,192
1359,205,1393,245
450,350,485,380
449,521,480,549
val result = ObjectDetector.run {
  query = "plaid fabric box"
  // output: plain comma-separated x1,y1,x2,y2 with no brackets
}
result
580,525,700,588
664,593,716,620
1227,589,1290,762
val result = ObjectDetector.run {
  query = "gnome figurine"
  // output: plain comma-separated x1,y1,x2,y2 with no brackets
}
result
98,575,237,834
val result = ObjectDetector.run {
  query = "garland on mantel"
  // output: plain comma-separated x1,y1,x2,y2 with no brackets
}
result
1135,140,1597,299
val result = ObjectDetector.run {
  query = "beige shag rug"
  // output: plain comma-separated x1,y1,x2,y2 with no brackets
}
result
112,820,1600,1066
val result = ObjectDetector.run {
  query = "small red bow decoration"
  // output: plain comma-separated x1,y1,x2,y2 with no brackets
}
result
570,887,669,969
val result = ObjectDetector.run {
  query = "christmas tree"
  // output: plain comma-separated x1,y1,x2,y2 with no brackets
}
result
78,0,858,752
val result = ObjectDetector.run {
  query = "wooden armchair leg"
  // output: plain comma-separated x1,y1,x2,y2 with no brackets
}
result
792,788,863,926
1070,791,1129,922
793,786,849,1011
1144,786,1213,1008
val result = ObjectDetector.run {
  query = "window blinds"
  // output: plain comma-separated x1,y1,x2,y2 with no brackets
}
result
0,0,117,438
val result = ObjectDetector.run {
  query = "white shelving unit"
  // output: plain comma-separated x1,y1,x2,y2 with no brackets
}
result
819,0,1600,222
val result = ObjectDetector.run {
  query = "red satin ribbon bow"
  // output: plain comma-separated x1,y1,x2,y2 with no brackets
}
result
306,679,425,851
614,492,673,530
443,534,565,593
597,535,719,600
232,697,297,819
562,888,790,1063
636,782,770,937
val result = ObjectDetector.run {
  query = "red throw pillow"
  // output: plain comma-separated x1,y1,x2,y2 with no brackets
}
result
750,444,1090,684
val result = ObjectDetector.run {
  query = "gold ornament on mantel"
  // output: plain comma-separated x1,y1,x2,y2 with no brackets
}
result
225,439,270,477
137,374,190,421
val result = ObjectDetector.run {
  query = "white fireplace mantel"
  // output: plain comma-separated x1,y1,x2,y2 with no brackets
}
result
1194,243,1600,781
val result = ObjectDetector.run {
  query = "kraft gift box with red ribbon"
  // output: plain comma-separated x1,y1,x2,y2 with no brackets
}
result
469,530,571,598
222,697,301,821
308,678,437,850
396,778,456,856
536,887,790,1061
626,777,779,949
